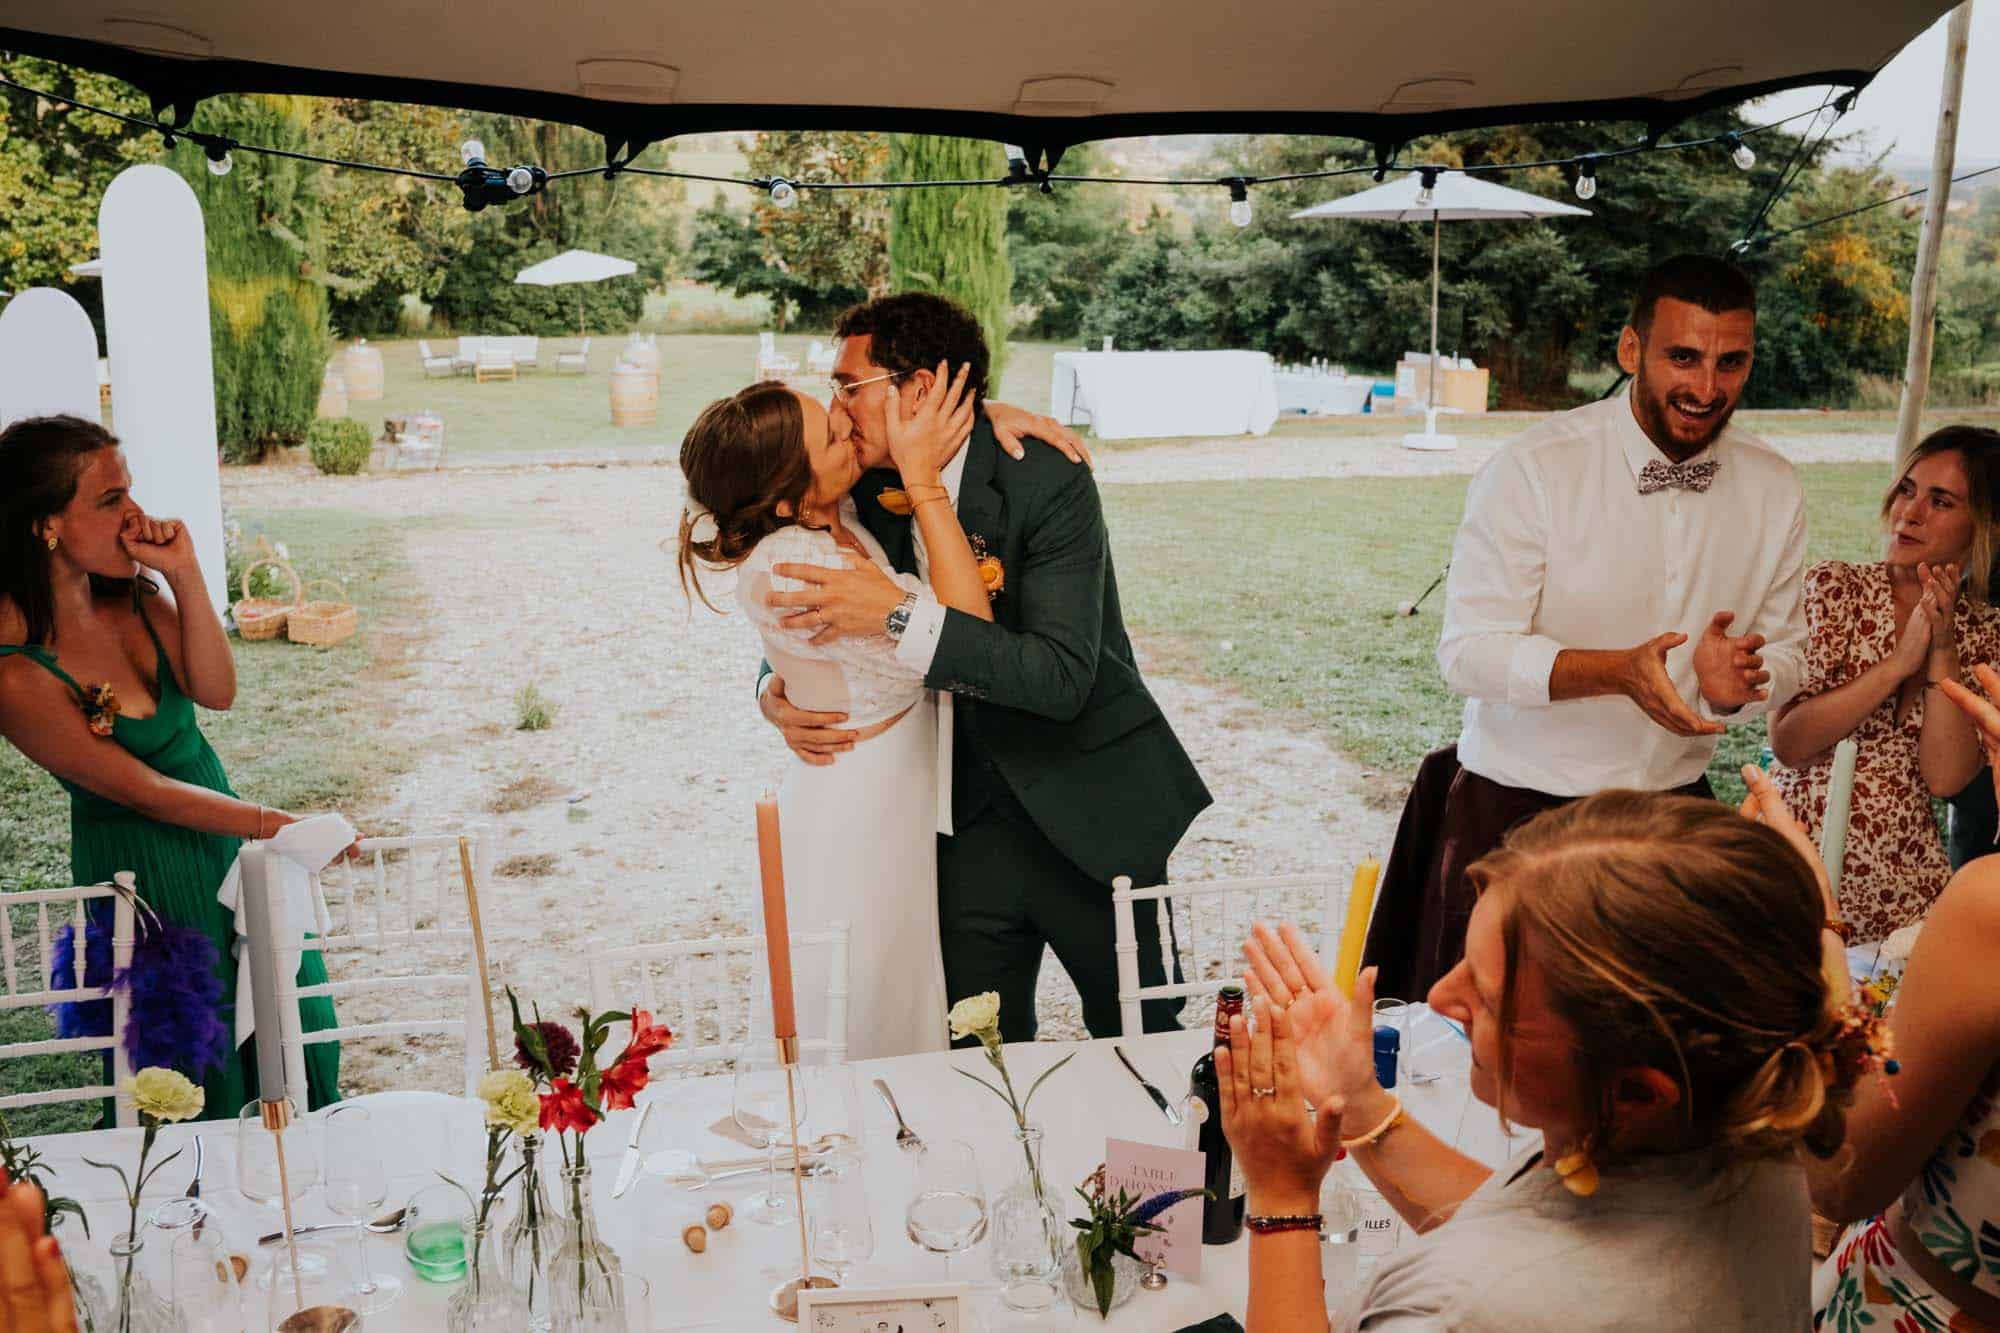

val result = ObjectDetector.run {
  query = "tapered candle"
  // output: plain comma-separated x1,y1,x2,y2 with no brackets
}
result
1334,859,1381,998
1819,738,1859,898
755,793,799,1040
238,843,290,1102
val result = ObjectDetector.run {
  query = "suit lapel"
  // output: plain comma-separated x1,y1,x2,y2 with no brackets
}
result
954,421,1006,551
851,468,916,575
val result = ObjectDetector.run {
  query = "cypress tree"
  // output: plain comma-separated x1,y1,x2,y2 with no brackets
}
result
171,96,331,462
888,136,1011,386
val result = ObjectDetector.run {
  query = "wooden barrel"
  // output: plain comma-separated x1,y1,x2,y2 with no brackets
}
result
342,340,385,401
316,365,348,419
622,335,660,376
609,361,658,427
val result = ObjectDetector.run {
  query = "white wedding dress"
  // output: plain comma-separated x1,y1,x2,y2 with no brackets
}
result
737,501,948,1059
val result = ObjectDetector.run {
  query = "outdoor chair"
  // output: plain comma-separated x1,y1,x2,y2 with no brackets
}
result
0,877,138,1127
287,831,498,1098
473,344,516,382
505,335,541,371
556,338,591,374
453,336,480,374
1112,870,1346,1038
754,330,799,381
586,925,850,1073
418,340,455,378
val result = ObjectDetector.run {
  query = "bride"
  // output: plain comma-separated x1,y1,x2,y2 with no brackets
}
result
677,365,987,1058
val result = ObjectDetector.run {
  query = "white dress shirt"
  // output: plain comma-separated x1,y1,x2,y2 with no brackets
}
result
892,438,970,834
1437,392,1806,797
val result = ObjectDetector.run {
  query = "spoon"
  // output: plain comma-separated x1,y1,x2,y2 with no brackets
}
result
278,1307,359,1333
257,1206,408,1247
686,1159,834,1191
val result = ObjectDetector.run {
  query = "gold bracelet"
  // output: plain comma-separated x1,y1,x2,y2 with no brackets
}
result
912,495,952,510
904,484,950,506
1340,1096,1405,1151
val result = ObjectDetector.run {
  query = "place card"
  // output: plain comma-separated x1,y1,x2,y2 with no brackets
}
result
797,1282,968,1330
1105,1137,1206,1278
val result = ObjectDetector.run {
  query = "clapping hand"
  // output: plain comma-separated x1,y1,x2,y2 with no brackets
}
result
1890,588,1936,680
1937,662,2000,773
1691,610,1770,714
0,1171,80,1333
1215,1001,1347,1212
1736,764,1833,907
1917,561,1961,667
1619,632,1726,737
118,511,198,580
1241,922,1379,1109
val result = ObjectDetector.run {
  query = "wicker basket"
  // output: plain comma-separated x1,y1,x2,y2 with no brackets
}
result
232,558,299,641
286,579,357,647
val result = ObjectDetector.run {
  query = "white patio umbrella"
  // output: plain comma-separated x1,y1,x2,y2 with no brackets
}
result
513,248,638,334
1292,171,1589,451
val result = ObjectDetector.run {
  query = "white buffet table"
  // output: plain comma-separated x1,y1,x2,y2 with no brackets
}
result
27,1021,1518,1330
1273,371,1376,417
1050,352,1280,441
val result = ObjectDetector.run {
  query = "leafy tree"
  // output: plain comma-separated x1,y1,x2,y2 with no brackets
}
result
888,135,1011,382
1005,143,1126,341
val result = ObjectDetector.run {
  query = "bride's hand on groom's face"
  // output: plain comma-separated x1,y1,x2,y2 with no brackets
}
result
885,361,976,480
769,550,905,644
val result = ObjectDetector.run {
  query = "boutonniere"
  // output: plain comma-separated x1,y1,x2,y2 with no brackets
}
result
877,487,914,516
970,534,1004,600
82,682,121,737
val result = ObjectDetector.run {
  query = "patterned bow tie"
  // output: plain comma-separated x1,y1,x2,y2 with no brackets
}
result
1637,458,1721,495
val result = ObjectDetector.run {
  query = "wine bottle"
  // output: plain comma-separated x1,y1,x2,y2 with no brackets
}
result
1188,984,1248,1244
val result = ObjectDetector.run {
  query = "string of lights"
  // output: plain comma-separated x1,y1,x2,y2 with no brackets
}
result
3,68,1972,251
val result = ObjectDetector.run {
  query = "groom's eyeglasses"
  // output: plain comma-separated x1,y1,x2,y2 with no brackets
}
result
827,370,907,404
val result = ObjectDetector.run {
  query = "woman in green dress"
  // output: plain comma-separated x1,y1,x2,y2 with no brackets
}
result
0,414,340,1121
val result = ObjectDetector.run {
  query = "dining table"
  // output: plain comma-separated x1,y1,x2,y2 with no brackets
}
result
26,1012,1525,1330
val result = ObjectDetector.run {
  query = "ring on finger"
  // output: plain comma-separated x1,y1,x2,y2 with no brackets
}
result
1250,1086,1277,1099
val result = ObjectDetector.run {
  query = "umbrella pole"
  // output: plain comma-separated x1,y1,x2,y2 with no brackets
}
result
1428,212,1441,426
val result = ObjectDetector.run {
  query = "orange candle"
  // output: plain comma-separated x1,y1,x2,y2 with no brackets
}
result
755,792,798,1040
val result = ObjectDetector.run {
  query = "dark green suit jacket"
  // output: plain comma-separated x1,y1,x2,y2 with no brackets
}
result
851,420,1211,887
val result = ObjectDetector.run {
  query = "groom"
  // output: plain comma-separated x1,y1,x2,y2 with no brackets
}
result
758,293,1210,1042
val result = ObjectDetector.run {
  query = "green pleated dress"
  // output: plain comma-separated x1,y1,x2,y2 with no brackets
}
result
0,610,340,1122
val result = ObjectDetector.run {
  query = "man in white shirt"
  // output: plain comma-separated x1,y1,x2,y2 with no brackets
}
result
1365,255,1806,995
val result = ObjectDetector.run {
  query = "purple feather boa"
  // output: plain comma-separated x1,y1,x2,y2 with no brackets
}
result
50,899,230,1078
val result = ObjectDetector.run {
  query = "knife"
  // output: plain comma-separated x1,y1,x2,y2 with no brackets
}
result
1113,1045,1183,1126
185,1134,204,1238
610,1101,654,1200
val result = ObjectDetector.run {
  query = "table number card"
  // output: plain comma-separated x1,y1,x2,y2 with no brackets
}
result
1105,1137,1206,1278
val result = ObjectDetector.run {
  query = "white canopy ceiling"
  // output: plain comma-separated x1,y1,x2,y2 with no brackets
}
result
513,249,638,286
0,1,1959,163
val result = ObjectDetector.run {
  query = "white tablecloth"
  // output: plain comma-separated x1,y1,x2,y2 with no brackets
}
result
1274,372,1375,417
1050,352,1280,440
28,1022,1522,1330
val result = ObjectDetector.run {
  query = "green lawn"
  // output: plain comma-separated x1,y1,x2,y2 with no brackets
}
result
1102,461,1899,810
0,509,415,1135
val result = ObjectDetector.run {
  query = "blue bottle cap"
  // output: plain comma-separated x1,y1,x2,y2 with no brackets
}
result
1373,1023,1400,1089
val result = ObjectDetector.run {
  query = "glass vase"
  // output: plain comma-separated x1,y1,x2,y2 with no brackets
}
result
989,1125,1065,1312
547,1157,622,1332
448,1216,525,1332
1063,1245,1144,1319
51,1213,110,1333
501,1133,560,1332
96,1232,180,1333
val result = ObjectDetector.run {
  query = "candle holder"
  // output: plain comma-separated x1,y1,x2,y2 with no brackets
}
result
768,1035,837,1322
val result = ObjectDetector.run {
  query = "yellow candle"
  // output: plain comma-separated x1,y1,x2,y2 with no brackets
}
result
1333,859,1381,997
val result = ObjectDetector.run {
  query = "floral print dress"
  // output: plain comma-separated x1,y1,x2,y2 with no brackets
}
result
1771,561,2000,943
1814,1067,2000,1332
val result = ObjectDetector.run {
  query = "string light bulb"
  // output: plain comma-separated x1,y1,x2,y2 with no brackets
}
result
1574,159,1598,201
769,177,798,209
1415,167,1439,209
203,143,232,176
1725,134,1756,171
1227,179,1252,228
460,139,487,166
506,166,534,194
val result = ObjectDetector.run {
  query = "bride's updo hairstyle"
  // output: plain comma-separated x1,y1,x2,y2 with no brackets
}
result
676,381,810,610
1467,791,1859,1166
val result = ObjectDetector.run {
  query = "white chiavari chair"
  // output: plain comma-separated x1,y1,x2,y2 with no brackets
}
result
0,878,137,1127
285,832,496,1098
1113,872,1347,1038
586,926,850,1072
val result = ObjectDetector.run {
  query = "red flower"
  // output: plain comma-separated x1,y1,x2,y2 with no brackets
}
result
597,1055,650,1111
517,1020,579,1079
615,1008,673,1067
538,1078,598,1134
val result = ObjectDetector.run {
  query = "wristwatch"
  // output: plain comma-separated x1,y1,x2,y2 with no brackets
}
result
885,592,918,642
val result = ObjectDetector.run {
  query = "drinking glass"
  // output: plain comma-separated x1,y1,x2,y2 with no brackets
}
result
323,1105,403,1313
263,1241,352,1331
1373,997,1436,1086
904,1140,986,1280
804,1060,867,1174
578,1271,651,1332
149,1198,243,1333
235,1100,326,1283
734,1048,810,1226
810,1168,875,1285
402,1182,473,1284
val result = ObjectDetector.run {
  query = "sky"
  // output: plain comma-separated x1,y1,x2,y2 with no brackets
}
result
1757,5,2000,168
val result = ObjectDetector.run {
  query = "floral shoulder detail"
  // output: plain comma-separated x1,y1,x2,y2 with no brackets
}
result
81,682,120,736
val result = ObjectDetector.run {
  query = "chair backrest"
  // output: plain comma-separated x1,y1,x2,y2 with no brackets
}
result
475,345,511,367
577,338,591,355
0,881,136,1127
585,927,850,1070
418,340,435,357
1112,871,1347,1038
458,336,480,358
291,831,496,1097
759,331,776,354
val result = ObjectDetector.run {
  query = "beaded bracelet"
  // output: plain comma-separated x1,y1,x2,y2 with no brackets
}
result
1340,1096,1406,1151
1245,1213,1323,1236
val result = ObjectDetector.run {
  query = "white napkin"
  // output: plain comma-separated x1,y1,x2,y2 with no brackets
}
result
1877,920,1923,967
216,813,355,1046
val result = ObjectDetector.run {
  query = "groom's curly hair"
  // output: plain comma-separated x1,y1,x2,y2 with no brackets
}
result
834,293,990,404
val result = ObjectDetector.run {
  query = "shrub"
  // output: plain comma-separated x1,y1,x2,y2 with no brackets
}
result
514,683,556,732
307,419,372,476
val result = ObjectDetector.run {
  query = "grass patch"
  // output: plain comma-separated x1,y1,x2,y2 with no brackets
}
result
1103,461,1899,812
495,853,560,878
488,774,563,815
0,508,416,1135
514,683,556,732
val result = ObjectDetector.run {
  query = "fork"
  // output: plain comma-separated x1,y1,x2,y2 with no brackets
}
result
872,1078,924,1152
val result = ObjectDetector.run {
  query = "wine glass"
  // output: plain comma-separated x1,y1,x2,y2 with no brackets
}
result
322,1105,403,1313
804,1060,868,1174
810,1168,875,1285
234,1099,326,1282
904,1140,986,1280
158,1200,245,1333
733,1048,809,1226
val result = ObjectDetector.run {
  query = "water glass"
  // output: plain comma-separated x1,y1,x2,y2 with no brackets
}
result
1373,998,1436,1086
402,1182,473,1283
734,1049,810,1226
1318,1172,1363,1303
234,1099,316,1207
904,1140,986,1280
810,1168,876,1284
154,1199,244,1333
264,1241,353,1331
579,1271,651,1332
804,1060,868,1174
324,1105,402,1313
